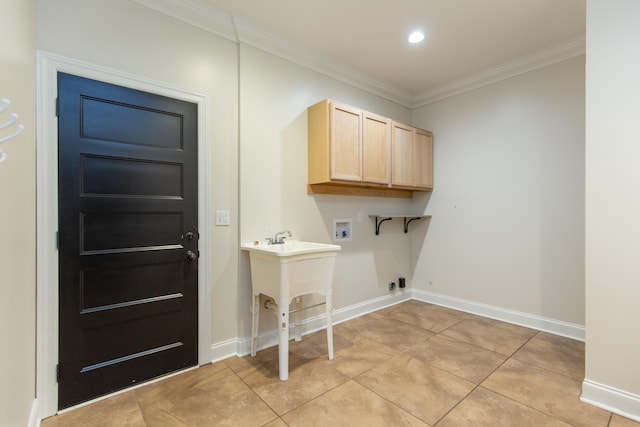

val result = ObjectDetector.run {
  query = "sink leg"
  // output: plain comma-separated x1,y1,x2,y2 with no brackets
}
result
294,296,303,342
326,294,334,360
278,300,289,381
250,294,259,357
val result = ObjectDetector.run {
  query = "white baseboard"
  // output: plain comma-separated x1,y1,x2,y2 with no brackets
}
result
30,399,40,427
210,338,240,363
211,289,586,362
332,290,412,326
412,289,585,341
221,290,412,358
582,379,640,422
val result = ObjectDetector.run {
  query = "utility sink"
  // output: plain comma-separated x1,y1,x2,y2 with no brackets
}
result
241,240,341,380
241,240,341,301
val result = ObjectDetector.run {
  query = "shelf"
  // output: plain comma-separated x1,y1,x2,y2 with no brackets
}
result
368,215,432,235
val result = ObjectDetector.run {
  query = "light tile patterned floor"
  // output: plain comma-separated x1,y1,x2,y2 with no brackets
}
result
42,300,640,427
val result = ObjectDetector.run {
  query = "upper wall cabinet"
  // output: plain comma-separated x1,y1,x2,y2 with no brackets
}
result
391,122,433,190
308,99,432,198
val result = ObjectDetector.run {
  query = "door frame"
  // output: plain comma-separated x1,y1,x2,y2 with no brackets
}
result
36,51,212,418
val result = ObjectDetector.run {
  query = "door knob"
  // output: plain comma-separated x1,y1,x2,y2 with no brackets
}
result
185,250,197,261
185,231,196,241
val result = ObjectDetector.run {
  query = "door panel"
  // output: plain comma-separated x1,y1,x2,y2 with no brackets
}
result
413,130,433,189
391,122,414,187
57,73,198,409
362,112,390,185
81,155,184,197
81,95,183,148
81,211,183,251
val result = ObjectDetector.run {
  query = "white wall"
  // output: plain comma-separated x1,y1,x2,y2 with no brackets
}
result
0,1,37,426
238,44,416,336
411,56,585,326
583,0,640,418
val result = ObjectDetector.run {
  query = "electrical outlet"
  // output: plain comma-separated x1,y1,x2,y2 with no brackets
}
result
389,282,396,291
357,212,364,222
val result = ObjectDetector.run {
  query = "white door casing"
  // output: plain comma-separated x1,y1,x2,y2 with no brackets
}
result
36,50,211,418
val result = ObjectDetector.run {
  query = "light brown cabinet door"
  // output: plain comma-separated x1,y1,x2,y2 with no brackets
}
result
362,112,390,184
330,102,362,182
413,129,433,189
391,122,414,187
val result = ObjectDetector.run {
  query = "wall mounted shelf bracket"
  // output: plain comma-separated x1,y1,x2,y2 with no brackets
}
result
404,217,423,233
369,215,432,235
371,216,393,235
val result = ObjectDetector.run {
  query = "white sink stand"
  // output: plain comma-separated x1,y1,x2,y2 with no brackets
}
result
242,242,340,381
250,291,334,381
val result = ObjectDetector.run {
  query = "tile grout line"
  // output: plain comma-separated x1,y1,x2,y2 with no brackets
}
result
227,355,353,424
332,307,438,424
510,351,587,384
377,304,519,425
429,328,541,426
132,389,149,427
225,361,284,422
383,306,610,426
344,312,476,426
468,329,599,427
351,374,435,424
272,325,421,421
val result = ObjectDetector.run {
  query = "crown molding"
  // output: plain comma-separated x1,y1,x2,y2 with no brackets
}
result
133,0,237,41
133,0,414,106
232,15,414,107
411,36,586,107
132,0,585,108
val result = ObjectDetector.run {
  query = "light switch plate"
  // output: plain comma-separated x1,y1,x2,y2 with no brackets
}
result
215,210,230,226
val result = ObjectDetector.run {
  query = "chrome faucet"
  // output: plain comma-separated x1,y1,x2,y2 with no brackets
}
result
272,230,292,244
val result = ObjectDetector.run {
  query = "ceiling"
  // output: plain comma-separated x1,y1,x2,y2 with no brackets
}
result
137,0,586,106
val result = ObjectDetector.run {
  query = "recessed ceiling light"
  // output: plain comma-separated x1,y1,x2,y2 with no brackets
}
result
408,30,425,44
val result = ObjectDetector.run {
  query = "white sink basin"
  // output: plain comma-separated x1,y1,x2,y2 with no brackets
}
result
241,240,341,297
241,240,341,256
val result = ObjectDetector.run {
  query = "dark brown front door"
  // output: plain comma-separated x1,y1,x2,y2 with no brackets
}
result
57,72,198,409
